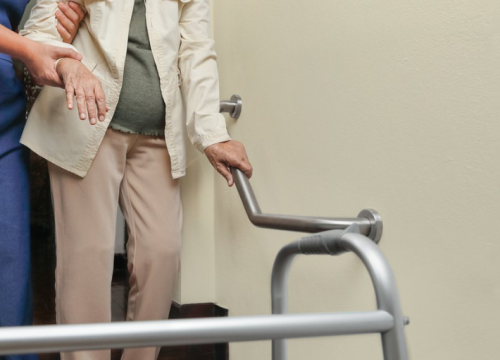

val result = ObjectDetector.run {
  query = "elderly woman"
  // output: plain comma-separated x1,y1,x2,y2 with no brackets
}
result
0,2,84,359
20,0,252,359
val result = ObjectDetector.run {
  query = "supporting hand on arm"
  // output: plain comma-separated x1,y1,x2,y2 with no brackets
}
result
0,25,81,87
55,1,85,43
204,140,253,186
56,59,107,125
0,1,84,87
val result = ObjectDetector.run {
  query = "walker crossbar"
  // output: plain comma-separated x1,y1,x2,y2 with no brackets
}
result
0,311,393,355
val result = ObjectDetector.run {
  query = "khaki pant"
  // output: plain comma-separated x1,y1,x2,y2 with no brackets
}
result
48,129,183,360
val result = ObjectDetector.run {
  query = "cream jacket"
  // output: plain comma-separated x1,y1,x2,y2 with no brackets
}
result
20,0,231,179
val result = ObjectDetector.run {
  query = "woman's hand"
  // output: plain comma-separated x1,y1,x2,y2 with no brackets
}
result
204,140,253,186
23,41,82,88
56,58,107,125
55,1,85,44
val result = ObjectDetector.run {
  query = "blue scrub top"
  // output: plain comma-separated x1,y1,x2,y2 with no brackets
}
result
0,0,29,140
0,2,36,348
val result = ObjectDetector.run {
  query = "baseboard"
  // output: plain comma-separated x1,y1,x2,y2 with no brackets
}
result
162,302,229,360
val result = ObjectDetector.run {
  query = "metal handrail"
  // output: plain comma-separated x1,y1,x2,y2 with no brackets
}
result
231,167,384,242
219,97,383,242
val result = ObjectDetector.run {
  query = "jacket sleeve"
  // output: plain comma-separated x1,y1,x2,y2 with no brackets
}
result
20,0,84,52
178,0,231,152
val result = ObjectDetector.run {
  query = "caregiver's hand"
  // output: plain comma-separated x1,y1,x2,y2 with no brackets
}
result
23,41,82,87
19,0,84,88
204,140,253,187
56,58,107,125
55,1,86,43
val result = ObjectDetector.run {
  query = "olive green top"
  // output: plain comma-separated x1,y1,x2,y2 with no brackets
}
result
109,0,165,136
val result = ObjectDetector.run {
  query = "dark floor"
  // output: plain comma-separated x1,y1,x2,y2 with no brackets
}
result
30,228,227,360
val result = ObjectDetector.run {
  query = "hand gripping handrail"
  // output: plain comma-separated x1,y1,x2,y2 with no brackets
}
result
271,225,409,360
231,167,384,242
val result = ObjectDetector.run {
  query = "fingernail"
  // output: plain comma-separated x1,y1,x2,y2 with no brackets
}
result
91,118,96,124
80,113,85,119
55,10,60,16
99,115,105,122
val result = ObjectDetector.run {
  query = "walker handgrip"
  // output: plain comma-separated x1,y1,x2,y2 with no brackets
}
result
297,230,344,256
297,225,361,256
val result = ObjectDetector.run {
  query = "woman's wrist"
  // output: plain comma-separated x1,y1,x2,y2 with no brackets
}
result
55,58,79,78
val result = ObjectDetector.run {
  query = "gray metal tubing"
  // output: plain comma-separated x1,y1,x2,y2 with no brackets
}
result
271,232,345,359
231,168,373,235
220,95,242,119
0,311,393,356
271,230,408,360
271,241,304,360
220,101,236,114
340,232,408,360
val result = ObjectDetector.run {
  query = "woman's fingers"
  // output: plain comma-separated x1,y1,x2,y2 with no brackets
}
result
75,86,87,120
95,84,107,122
66,83,103,125
65,83,75,110
216,162,234,186
84,86,98,125
238,159,253,179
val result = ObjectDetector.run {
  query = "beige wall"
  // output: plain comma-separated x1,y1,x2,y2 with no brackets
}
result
210,0,500,359
175,0,218,304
